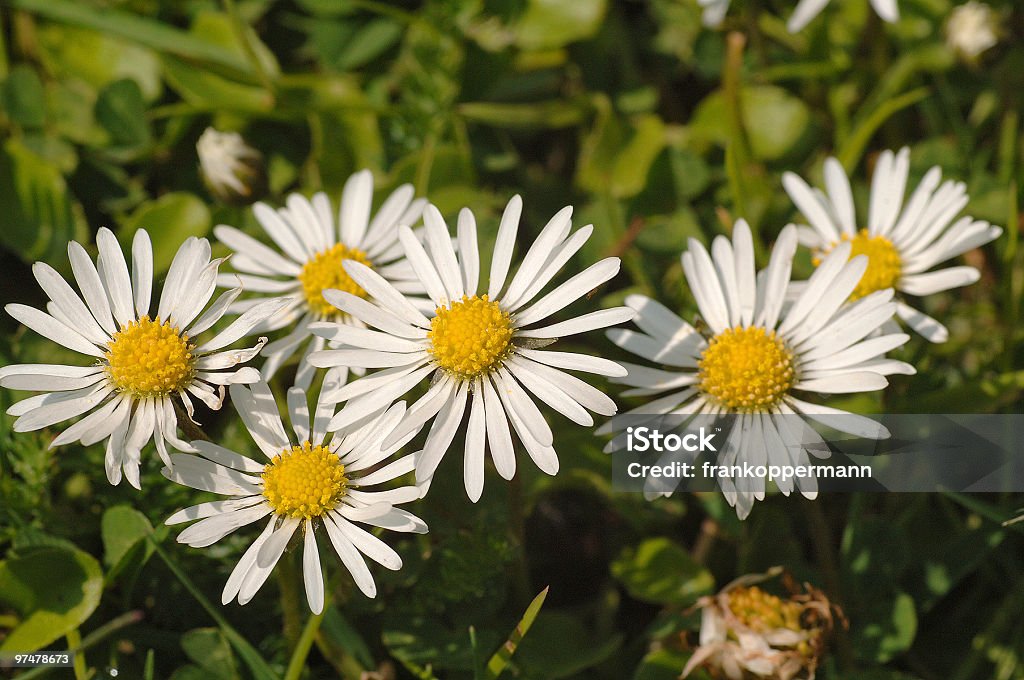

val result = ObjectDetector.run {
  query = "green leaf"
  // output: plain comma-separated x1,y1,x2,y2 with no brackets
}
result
633,648,700,680
1,65,47,128
514,0,608,50
691,85,810,161
162,55,272,113
170,628,239,680
95,78,151,151
101,505,154,581
11,0,251,75
36,25,162,101
485,587,548,679
334,19,403,71
121,192,212,274
576,98,667,199
0,138,88,264
0,546,103,652
611,537,714,606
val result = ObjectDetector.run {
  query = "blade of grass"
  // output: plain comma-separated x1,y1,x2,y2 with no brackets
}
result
837,87,931,172
484,586,549,679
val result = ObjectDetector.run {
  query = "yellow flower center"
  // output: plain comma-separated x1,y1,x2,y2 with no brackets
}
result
298,243,372,317
261,441,348,519
428,295,513,379
816,229,902,300
698,326,795,412
727,586,803,633
105,316,195,398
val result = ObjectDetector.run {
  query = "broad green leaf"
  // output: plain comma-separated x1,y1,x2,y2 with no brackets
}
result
633,648,703,680
691,85,810,161
611,537,714,606
95,79,152,152
576,98,667,198
36,24,162,102
121,192,212,274
0,546,103,652
485,587,548,679
1,65,47,128
515,0,608,50
101,505,154,581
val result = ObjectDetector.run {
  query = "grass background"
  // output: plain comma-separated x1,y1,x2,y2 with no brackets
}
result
0,0,1022,678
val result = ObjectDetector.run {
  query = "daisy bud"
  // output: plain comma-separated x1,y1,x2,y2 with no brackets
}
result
946,2,999,62
197,127,268,205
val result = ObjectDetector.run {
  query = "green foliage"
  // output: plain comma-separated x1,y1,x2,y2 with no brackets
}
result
0,546,102,652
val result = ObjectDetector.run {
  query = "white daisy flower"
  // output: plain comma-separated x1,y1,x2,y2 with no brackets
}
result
783,148,1002,342
606,220,914,518
163,379,427,613
0,229,287,488
213,169,426,389
698,0,899,32
307,197,634,502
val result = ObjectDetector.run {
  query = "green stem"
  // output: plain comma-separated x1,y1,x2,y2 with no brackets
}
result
284,609,327,680
65,629,87,680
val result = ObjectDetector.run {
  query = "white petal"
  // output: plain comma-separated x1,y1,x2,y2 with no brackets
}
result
303,519,325,614
197,298,291,352
6,304,104,357
188,287,243,336
422,205,464,301
899,267,979,296
457,208,480,297
782,172,840,242
514,348,627,377
464,380,486,502
321,291,424,339
870,0,899,22
14,384,112,432
481,376,516,481
895,302,948,343
754,225,798,329
514,257,620,327
795,372,888,394
96,227,135,325
254,201,307,262
214,225,302,276
32,262,109,345
502,206,574,309
823,157,856,235
193,440,266,473
339,170,373,248
415,382,468,483
505,224,593,313
399,225,448,305
516,306,634,338
132,230,153,318
222,517,276,605
309,322,424,352
323,514,376,597
487,195,522,299
343,260,431,329
68,241,116,334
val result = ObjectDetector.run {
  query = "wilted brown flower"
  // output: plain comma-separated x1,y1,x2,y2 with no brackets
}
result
681,569,837,680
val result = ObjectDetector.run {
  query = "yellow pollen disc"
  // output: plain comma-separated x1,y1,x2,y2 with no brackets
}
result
298,243,372,317
261,441,348,519
727,586,804,633
815,229,902,300
428,295,513,379
698,326,795,412
105,316,195,398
